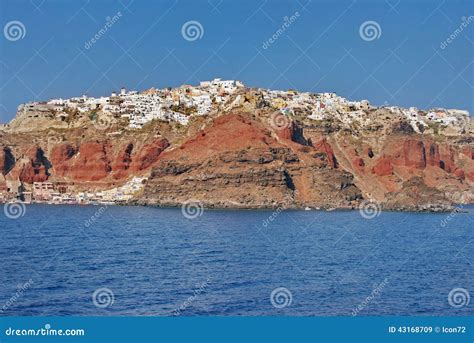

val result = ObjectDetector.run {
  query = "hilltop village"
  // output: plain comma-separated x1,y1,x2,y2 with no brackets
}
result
3,78,470,133
0,79,472,208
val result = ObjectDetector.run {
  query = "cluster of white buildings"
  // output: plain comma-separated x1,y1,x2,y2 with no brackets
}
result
43,78,244,129
118,79,243,128
382,106,470,133
259,88,469,133
424,109,469,126
18,78,469,134
116,91,190,128
261,89,371,123
18,177,147,205
80,177,147,203
48,95,109,113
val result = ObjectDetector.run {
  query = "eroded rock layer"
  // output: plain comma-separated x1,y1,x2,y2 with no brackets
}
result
1,106,473,210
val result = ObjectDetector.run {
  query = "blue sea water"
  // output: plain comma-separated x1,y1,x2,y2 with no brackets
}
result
0,204,472,316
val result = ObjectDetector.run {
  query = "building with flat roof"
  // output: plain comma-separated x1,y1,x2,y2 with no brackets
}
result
33,182,55,201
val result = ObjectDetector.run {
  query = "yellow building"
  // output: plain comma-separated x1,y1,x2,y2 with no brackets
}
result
272,98,287,109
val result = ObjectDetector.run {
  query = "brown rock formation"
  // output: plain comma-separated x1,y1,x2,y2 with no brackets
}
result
19,147,51,183
372,156,393,176
461,146,474,159
313,138,338,168
1,103,472,210
439,145,456,173
402,139,426,169
112,143,134,180
426,142,441,167
142,113,361,208
130,138,169,172
69,141,111,181
50,143,77,177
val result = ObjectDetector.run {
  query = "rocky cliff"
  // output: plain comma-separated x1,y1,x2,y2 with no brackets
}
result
0,88,473,210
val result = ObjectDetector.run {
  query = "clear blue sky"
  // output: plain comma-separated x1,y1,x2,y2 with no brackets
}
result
0,0,473,123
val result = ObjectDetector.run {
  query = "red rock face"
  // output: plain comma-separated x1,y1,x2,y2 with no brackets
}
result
439,145,456,173
130,138,169,172
160,114,277,164
112,143,134,180
453,168,465,179
466,171,474,182
426,142,441,167
275,120,293,141
378,137,474,176
403,139,426,169
41,138,170,183
352,157,365,171
275,121,308,145
461,146,474,160
50,143,77,177
68,141,111,181
383,139,426,169
1,110,472,208
344,149,365,172
313,138,338,168
51,143,77,165
144,112,362,208
18,147,51,183
372,156,393,176
19,164,48,183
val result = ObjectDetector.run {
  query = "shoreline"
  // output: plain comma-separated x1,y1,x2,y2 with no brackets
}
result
1,200,471,213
